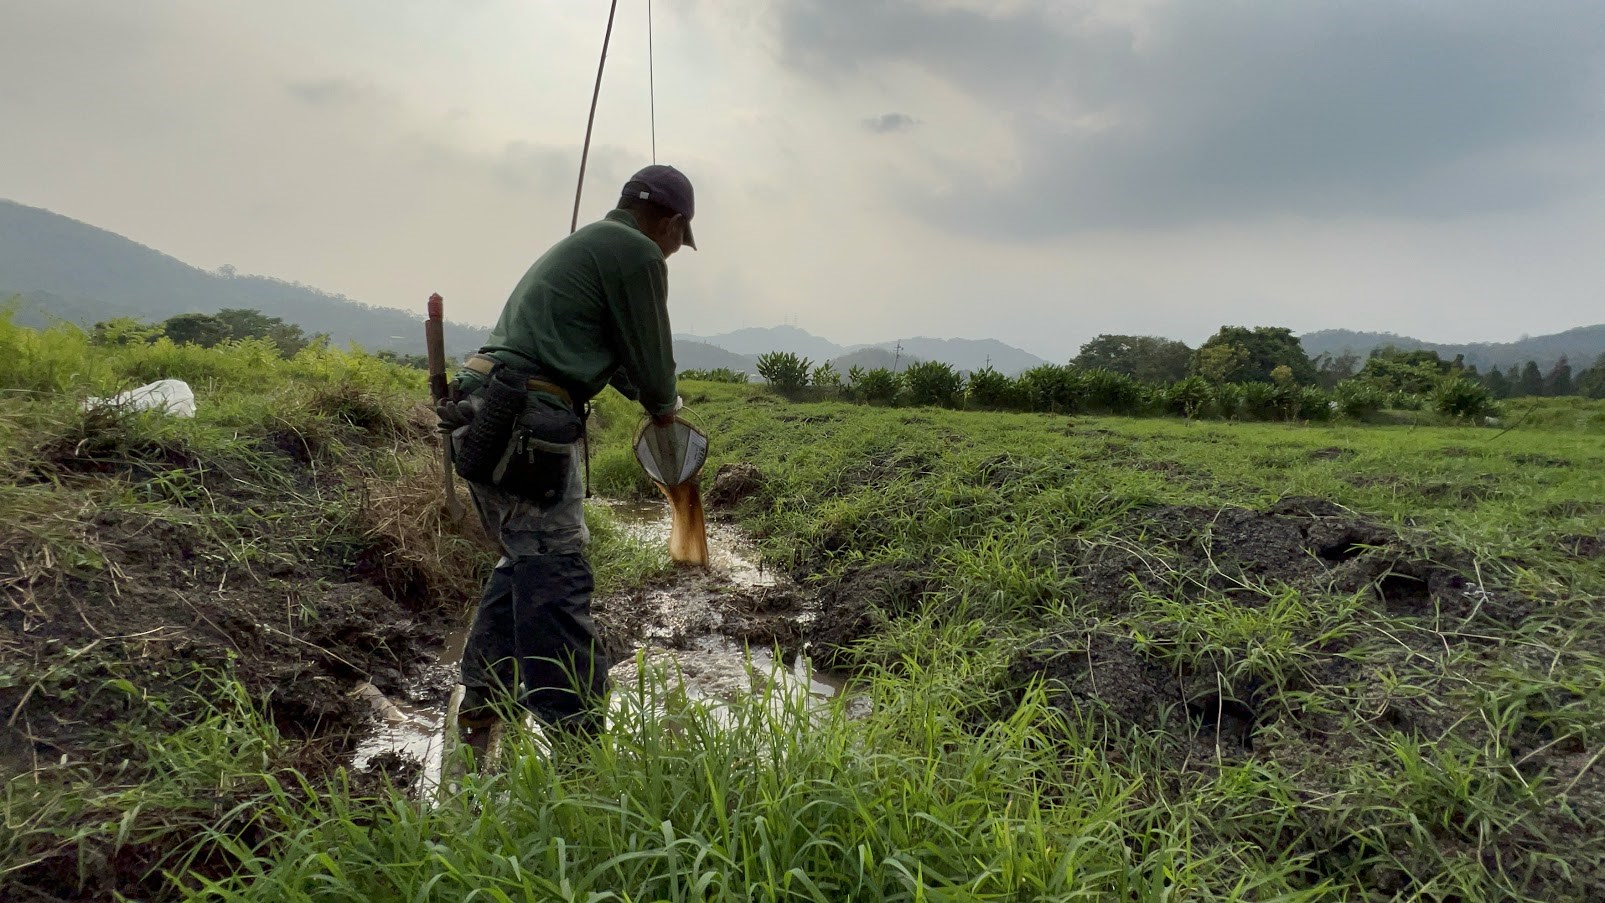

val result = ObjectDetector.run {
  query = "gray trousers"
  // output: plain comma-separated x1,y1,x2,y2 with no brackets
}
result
457,441,609,735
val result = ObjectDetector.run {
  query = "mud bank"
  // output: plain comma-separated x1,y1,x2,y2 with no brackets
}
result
999,498,1605,897
1,400,478,901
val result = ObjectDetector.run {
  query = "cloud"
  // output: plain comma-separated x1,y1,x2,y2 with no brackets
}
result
285,77,375,107
776,0,1605,235
862,112,918,133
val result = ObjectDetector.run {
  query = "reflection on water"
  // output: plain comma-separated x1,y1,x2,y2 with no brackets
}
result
351,624,470,792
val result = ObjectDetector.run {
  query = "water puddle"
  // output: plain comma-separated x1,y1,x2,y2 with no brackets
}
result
352,496,847,792
351,624,469,791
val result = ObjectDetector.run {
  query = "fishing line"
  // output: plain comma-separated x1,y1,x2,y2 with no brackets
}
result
571,0,659,233
571,0,621,234
648,0,657,163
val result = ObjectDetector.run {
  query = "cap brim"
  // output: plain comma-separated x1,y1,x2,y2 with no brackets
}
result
682,220,697,250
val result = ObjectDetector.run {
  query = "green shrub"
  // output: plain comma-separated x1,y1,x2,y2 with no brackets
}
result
1334,382,1387,419
1017,365,1082,412
90,317,161,347
1388,390,1426,411
1210,382,1245,418
679,368,748,384
1161,376,1213,418
1296,387,1335,422
1433,377,1498,421
109,337,287,393
1080,369,1143,415
0,311,109,394
965,366,1019,410
810,361,842,390
755,352,812,391
854,367,902,405
1239,382,1282,420
903,360,964,408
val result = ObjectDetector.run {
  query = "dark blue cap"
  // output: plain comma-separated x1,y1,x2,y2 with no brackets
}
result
622,164,696,249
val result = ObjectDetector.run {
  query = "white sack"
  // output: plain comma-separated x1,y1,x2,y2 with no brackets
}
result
86,379,197,418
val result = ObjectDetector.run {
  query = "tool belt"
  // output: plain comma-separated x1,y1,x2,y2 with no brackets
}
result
452,356,583,508
462,353,574,408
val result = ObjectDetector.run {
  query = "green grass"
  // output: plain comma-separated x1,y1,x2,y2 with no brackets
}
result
4,318,1603,901
667,382,1605,900
185,638,1327,902
0,315,496,898
161,381,1604,900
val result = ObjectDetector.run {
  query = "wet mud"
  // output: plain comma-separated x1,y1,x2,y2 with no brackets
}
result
1,402,469,900
1013,498,1552,739
999,497,1603,897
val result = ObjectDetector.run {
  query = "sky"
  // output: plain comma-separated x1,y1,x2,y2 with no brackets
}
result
2,0,1602,360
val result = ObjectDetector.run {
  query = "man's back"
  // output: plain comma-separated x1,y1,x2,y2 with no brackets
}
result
476,209,676,411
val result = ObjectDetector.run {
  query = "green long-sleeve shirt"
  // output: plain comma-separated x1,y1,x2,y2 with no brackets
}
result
463,209,678,414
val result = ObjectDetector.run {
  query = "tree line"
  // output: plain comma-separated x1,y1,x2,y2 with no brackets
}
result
87,309,433,369
738,325,1605,422
1313,347,1604,400
92,309,321,357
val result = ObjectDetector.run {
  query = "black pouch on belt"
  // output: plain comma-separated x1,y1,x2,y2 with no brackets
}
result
494,395,583,507
453,365,527,485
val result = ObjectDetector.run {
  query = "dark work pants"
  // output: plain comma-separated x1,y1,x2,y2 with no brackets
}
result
455,437,608,736
460,552,610,735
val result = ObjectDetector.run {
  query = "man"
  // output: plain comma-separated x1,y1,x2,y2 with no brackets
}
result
442,164,696,750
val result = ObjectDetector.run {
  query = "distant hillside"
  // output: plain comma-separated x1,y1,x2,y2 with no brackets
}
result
679,325,1046,375
672,344,926,378
1301,326,1605,372
830,347,909,373
850,336,1045,374
4,200,1059,376
674,341,756,374
683,325,846,362
0,199,490,355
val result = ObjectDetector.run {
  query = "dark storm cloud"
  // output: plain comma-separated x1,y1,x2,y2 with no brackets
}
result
863,112,918,133
777,0,1605,234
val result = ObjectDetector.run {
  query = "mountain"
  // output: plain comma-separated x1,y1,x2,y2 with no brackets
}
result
672,345,926,378
4,201,1058,377
849,336,1046,374
678,325,1046,375
677,325,847,362
42,197,1594,381
830,347,909,373
674,341,757,373
1301,326,1605,373
0,199,491,355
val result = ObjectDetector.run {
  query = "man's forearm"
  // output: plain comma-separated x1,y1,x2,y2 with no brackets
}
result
615,260,679,414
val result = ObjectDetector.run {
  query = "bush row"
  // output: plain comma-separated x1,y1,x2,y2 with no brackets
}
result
742,352,1498,421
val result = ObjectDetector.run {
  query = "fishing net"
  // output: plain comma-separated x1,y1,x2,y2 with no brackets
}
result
633,416,710,566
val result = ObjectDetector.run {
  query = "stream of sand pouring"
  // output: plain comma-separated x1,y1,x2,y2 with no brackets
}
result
659,481,709,566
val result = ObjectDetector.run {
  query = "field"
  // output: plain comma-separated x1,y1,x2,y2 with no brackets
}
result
2,319,1603,901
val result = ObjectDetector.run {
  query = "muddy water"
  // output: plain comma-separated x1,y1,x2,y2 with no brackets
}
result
606,498,778,589
352,498,845,791
351,624,469,790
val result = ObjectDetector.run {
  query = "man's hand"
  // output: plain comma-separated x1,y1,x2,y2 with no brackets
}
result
436,395,482,430
650,395,685,427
